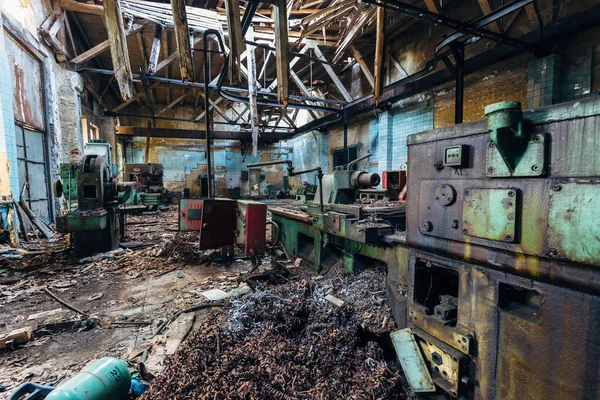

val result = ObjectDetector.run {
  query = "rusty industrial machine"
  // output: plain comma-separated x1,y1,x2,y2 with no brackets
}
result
258,98,600,399
119,163,165,208
54,140,120,255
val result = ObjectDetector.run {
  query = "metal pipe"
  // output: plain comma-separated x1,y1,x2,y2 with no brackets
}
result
337,153,372,171
246,160,292,168
108,112,294,130
79,67,344,105
289,167,324,212
343,109,348,165
204,31,215,198
452,44,465,124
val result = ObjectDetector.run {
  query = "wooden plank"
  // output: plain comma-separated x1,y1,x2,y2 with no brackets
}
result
289,69,320,120
224,0,244,82
525,4,538,26
154,35,202,75
103,0,134,100
423,0,440,13
273,0,289,105
156,89,191,117
60,0,102,15
70,24,142,64
373,6,384,105
170,0,194,82
112,82,160,112
477,0,503,33
386,49,408,77
147,24,163,75
351,45,374,88
311,44,351,102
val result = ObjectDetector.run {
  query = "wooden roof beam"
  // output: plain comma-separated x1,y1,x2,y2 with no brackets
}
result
273,0,289,106
351,45,374,88
311,44,351,102
170,0,194,82
103,0,134,100
477,0,503,33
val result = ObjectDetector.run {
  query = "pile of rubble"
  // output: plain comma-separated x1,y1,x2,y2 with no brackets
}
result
142,266,417,400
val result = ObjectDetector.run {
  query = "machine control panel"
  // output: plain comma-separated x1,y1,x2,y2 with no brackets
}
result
443,145,469,168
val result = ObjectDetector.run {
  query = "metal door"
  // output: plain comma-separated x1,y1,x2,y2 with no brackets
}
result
199,199,237,249
15,125,50,222
5,30,50,222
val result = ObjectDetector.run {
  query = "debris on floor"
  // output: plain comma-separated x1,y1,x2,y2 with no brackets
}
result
141,266,417,400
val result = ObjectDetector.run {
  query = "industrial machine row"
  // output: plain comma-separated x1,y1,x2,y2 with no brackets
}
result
264,98,600,399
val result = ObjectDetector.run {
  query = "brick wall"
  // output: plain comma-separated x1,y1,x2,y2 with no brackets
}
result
431,53,533,128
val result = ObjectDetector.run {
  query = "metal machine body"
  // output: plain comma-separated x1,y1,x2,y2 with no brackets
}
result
55,141,120,256
124,163,164,193
402,98,600,399
265,98,600,399
236,200,267,256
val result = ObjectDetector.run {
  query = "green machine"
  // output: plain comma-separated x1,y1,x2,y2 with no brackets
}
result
248,155,407,277
55,140,121,256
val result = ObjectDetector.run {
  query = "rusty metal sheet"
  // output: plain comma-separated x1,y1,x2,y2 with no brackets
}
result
462,188,518,242
4,32,45,131
199,199,237,250
547,181,600,266
390,328,436,392
178,198,203,231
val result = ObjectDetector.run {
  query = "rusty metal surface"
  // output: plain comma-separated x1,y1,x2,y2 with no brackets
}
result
178,198,203,231
462,188,517,242
547,180,600,265
198,199,237,250
4,31,45,131
407,98,600,283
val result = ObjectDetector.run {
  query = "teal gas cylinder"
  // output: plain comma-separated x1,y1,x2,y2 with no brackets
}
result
45,357,131,400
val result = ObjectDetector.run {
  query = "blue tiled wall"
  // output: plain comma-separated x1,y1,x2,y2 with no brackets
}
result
0,21,21,199
368,101,434,182
283,132,328,186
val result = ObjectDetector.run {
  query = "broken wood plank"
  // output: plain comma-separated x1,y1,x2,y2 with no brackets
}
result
351,45,374,88
103,0,134,100
170,0,195,82
311,44,351,102
70,23,143,65
273,0,289,106
148,24,164,75
20,197,54,239
325,294,345,308
373,6,385,105
154,35,202,75
224,0,245,82
0,327,32,349
60,0,102,15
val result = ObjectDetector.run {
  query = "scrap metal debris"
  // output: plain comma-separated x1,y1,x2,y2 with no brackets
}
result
141,266,418,400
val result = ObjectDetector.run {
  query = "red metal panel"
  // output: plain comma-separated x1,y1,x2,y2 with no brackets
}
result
243,202,267,256
199,199,237,250
179,198,203,231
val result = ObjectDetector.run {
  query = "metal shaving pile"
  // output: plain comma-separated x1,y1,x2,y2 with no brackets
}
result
141,266,416,399
155,231,205,263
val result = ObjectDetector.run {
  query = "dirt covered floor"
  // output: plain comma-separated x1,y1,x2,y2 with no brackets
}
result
0,208,414,399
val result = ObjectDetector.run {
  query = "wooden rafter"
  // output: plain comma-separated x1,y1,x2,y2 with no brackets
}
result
273,0,289,106
224,0,245,82
70,24,142,65
148,24,163,74
477,0,503,33
351,45,374,88
170,0,194,82
156,89,191,117
103,0,134,100
311,44,351,102
112,82,161,112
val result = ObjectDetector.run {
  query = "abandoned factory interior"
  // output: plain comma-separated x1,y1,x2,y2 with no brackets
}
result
1,0,599,398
